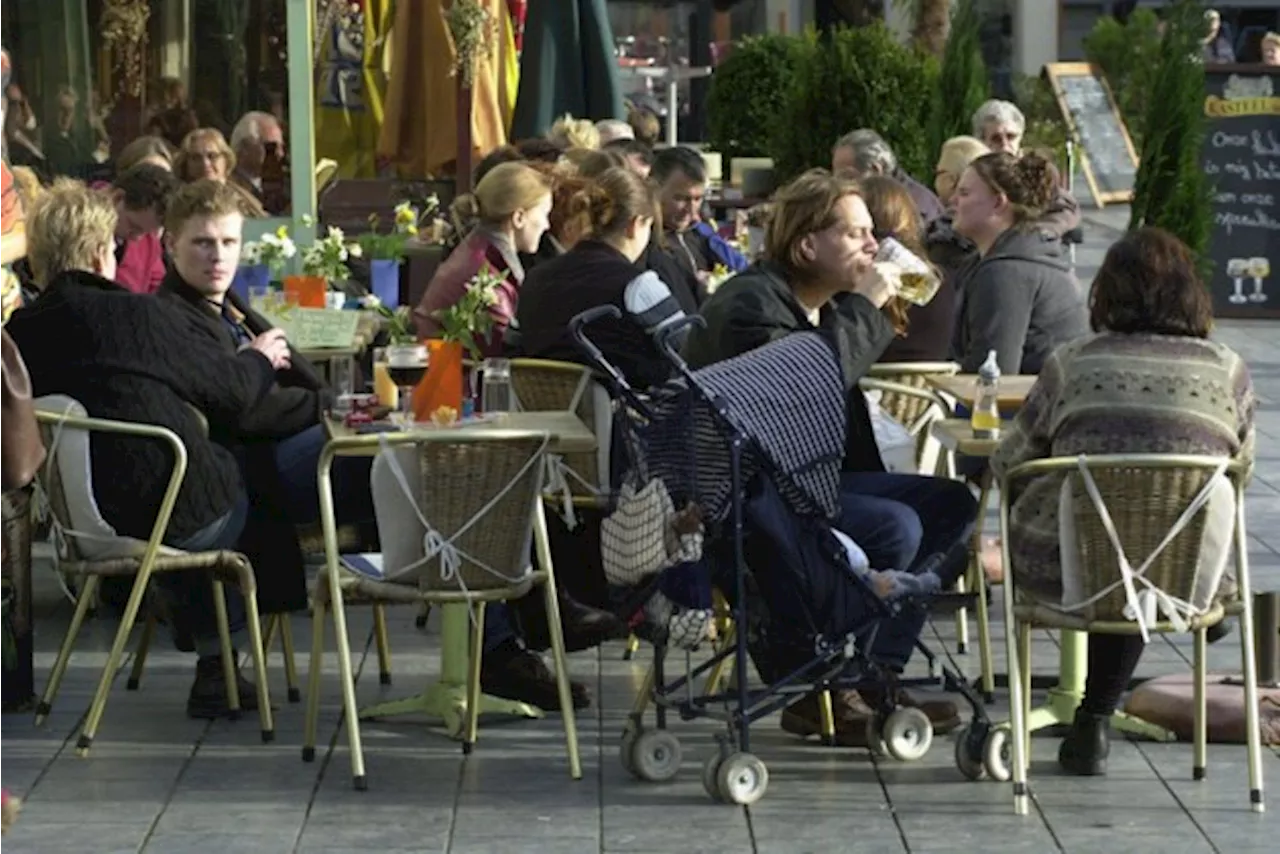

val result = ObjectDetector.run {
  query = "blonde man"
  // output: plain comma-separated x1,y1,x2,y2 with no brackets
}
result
1262,32,1279,66
6,178,289,720
934,135,989,207
683,169,977,744
548,114,600,150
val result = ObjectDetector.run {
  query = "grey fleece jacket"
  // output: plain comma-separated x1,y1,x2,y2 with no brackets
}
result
958,227,1089,375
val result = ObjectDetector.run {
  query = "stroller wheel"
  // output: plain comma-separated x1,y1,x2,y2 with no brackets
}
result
883,708,933,762
953,724,987,781
702,753,726,802
631,730,683,782
982,727,1013,782
716,753,769,805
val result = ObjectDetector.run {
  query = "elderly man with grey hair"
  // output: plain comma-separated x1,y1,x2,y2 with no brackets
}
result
831,129,946,225
970,99,1081,237
229,110,286,213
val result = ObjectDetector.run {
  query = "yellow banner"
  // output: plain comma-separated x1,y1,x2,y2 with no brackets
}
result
1204,95,1280,118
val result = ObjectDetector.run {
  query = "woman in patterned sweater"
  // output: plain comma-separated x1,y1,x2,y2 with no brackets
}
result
990,227,1255,776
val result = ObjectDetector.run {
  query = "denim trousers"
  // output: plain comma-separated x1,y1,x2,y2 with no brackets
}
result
836,471,977,667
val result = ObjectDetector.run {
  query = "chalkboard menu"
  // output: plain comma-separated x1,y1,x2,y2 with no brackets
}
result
1202,66,1280,319
1044,63,1139,208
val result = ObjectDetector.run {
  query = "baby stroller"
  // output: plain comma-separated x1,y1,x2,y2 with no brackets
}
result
570,308,990,805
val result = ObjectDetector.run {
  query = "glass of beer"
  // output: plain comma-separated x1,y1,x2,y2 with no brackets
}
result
372,347,398,410
875,237,941,306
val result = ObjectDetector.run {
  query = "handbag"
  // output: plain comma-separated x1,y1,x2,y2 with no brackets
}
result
1,329,44,491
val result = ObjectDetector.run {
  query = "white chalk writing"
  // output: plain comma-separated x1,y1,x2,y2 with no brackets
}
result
1215,208,1280,235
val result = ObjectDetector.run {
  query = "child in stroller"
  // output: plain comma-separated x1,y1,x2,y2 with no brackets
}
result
573,310,988,804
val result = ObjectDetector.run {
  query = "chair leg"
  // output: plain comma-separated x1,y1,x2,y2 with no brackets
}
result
622,633,640,661
126,611,156,692
280,614,300,703
1234,521,1267,812
325,567,368,789
533,504,582,780
262,614,278,652
372,604,393,686
302,598,327,763
1019,622,1033,771
954,571,970,655
462,602,486,754
1193,627,1207,780
973,474,996,700
234,575,275,743
212,580,240,718
76,571,151,756
36,574,100,723
999,540,1030,815
703,623,736,697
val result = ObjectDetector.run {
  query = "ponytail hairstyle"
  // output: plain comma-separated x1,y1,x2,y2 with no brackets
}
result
575,166,660,242
966,150,1059,225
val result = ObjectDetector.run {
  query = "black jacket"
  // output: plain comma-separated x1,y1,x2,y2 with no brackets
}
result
956,227,1089,374
682,261,895,473
515,240,684,391
157,270,329,440
5,270,275,542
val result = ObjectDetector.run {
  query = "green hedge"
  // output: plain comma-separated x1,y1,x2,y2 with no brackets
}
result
770,24,939,184
706,34,802,159
1083,8,1163,149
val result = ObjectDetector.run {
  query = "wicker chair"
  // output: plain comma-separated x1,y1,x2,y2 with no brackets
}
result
302,430,582,790
857,377,952,475
31,397,275,752
510,358,610,497
984,454,1266,816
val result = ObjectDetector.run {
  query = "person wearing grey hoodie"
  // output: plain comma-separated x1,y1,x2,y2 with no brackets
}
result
950,151,1089,374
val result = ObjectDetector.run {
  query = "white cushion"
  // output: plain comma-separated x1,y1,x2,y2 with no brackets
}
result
33,395,181,561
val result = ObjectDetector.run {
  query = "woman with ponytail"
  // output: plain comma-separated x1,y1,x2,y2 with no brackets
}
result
415,162,552,356
514,167,687,389
950,151,1088,374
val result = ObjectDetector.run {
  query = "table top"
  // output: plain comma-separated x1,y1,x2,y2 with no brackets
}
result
926,374,1038,410
324,411,597,454
929,418,1001,457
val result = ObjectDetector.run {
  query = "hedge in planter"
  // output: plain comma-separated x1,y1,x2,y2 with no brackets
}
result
1128,0,1213,272
771,24,938,184
1083,8,1163,150
926,0,989,169
706,33,802,160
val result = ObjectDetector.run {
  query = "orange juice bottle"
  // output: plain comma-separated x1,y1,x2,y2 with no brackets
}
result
971,350,1002,439
372,348,398,409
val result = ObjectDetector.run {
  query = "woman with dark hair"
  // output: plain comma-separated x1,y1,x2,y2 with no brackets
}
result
990,227,1255,776
951,151,1088,373
860,175,955,362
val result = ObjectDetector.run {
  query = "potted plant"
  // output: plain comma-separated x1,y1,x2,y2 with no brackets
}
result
412,263,505,421
288,225,361,308
356,197,439,308
236,224,297,299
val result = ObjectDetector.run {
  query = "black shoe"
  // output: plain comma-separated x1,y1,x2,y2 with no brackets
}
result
520,592,629,653
479,640,590,712
186,655,260,720
1058,709,1110,776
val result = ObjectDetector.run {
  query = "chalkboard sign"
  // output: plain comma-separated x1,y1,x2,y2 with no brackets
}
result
1044,63,1139,208
1201,65,1280,319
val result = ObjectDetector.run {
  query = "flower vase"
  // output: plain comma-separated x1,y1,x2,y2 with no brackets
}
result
413,339,465,422
231,264,270,301
370,259,400,308
283,274,328,308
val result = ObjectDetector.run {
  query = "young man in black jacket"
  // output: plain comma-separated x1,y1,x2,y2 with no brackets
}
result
7,178,291,718
684,169,977,745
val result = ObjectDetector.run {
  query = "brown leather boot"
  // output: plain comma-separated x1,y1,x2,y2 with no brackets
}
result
780,689,874,746
862,686,962,734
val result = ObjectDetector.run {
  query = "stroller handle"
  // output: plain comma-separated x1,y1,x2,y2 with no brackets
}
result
656,314,705,372
568,305,655,418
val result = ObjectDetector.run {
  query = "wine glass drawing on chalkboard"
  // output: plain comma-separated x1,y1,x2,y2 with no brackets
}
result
1227,258,1249,304
1248,257,1270,303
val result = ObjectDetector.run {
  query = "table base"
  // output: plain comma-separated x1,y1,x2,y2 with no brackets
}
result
358,682,542,737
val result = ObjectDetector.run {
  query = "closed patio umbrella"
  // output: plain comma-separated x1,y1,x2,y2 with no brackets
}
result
510,0,624,141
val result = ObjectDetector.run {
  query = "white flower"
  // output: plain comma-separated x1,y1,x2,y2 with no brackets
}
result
362,294,382,309
300,214,315,228
326,226,345,243
281,241,297,259
348,242,363,258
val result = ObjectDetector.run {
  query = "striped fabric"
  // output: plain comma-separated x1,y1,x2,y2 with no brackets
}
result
634,332,846,523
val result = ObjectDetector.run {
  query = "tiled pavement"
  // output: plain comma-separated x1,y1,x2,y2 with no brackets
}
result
3,206,1276,852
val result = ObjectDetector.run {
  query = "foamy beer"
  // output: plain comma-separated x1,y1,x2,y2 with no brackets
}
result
874,237,941,306
1248,257,1270,303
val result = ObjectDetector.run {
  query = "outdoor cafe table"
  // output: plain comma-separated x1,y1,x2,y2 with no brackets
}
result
926,374,1038,415
318,411,596,743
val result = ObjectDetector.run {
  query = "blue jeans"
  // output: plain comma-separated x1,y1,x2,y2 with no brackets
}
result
155,496,250,657
836,472,977,668
273,425,516,654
